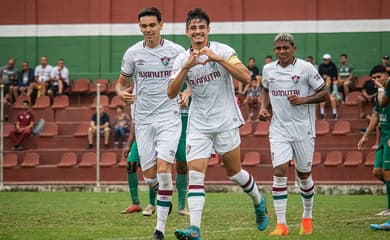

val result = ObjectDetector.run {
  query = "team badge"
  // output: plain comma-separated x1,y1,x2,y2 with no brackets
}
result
291,75,300,84
161,56,170,66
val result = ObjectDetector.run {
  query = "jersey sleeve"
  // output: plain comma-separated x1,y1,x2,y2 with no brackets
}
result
169,53,187,81
261,66,270,90
307,63,325,91
120,49,134,78
219,44,242,65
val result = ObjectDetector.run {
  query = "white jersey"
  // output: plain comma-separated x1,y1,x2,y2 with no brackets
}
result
34,65,53,83
50,66,70,85
262,58,325,141
171,41,244,133
121,39,185,125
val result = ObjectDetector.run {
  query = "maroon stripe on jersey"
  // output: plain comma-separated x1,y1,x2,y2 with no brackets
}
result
1,0,388,25
158,190,173,196
272,187,287,192
300,185,315,193
242,176,253,188
189,185,204,190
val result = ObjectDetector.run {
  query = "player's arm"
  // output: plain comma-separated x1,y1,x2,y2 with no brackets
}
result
116,74,136,105
358,111,379,149
201,48,250,84
379,79,389,108
288,85,329,106
258,88,271,121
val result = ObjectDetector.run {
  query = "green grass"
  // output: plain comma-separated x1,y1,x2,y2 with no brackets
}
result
0,192,389,240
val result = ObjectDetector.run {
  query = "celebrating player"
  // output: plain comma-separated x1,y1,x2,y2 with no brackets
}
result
358,65,390,217
168,8,269,240
116,7,185,240
259,33,328,236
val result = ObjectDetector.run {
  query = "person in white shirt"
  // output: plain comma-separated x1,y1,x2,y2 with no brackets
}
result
116,7,185,240
259,33,328,236
48,58,69,97
28,56,53,97
168,8,269,240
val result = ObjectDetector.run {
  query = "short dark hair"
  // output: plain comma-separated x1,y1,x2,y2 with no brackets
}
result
265,55,273,59
340,53,348,58
306,56,314,60
116,105,124,111
23,60,29,65
370,65,387,76
186,8,210,29
248,57,256,61
137,7,162,22
58,58,64,62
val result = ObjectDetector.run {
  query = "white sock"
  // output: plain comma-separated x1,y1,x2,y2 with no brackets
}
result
155,173,173,234
298,175,315,219
320,108,325,115
229,169,261,205
188,170,205,228
272,176,288,224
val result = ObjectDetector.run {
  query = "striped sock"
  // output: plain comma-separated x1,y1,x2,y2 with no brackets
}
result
156,173,173,234
299,175,315,219
272,176,288,224
188,170,205,228
229,169,261,205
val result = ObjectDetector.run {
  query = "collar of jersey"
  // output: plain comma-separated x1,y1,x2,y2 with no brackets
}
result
189,41,211,53
143,38,164,48
277,57,297,66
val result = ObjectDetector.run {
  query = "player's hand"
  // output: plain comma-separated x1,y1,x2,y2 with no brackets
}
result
184,49,208,69
199,47,221,63
118,88,136,105
373,79,384,89
258,109,271,121
357,136,368,150
288,95,306,106
123,145,131,158
178,92,189,108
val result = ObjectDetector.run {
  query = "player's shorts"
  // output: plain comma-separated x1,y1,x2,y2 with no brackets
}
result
374,134,390,170
186,128,240,162
176,115,188,162
270,138,315,173
135,118,181,171
127,142,140,163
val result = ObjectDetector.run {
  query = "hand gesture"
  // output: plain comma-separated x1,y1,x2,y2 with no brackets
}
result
184,49,209,69
357,136,368,150
199,47,221,62
288,95,306,106
118,87,136,105
373,79,384,89
258,109,271,121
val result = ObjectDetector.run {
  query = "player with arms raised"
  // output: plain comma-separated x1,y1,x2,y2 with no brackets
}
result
116,7,185,240
259,33,328,236
168,8,269,240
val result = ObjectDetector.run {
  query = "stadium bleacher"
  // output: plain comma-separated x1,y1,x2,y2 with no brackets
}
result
2,78,380,185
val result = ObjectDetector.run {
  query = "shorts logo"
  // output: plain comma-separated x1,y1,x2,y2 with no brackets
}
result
161,57,170,66
186,144,191,154
292,75,300,84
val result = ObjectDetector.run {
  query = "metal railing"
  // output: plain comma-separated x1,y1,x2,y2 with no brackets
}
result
96,83,101,188
0,84,4,189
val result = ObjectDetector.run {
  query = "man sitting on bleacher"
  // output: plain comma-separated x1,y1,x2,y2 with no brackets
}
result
9,100,34,151
87,104,111,149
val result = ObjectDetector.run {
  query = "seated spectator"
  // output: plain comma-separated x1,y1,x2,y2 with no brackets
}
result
0,58,18,104
87,105,111,149
357,77,377,118
48,58,70,100
244,79,261,122
28,56,53,98
318,53,339,119
264,55,273,65
113,105,130,149
13,61,34,101
247,57,261,86
306,55,319,70
382,55,390,75
338,53,353,101
9,100,34,151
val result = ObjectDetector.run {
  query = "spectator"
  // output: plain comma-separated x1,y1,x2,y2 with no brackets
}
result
264,55,273,64
382,55,390,75
357,77,377,118
28,56,53,98
247,57,261,86
318,53,339,119
338,53,354,101
13,61,34,101
113,105,130,149
306,55,319,70
0,58,18,104
87,105,111,149
9,100,34,151
244,79,261,122
48,58,70,99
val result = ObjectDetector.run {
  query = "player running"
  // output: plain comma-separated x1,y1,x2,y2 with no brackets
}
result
358,65,390,217
168,8,269,240
259,33,328,236
116,7,185,240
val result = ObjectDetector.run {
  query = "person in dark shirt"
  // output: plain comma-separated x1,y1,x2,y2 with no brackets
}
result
358,78,378,118
13,61,34,102
318,53,339,119
9,100,34,150
87,105,111,149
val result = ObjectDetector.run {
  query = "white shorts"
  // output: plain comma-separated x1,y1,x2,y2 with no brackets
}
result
270,138,315,173
135,118,181,171
186,128,240,162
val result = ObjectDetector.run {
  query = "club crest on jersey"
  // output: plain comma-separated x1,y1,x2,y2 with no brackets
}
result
291,75,300,84
161,56,170,66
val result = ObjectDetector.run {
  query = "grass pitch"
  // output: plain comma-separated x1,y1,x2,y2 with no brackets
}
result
0,191,389,240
